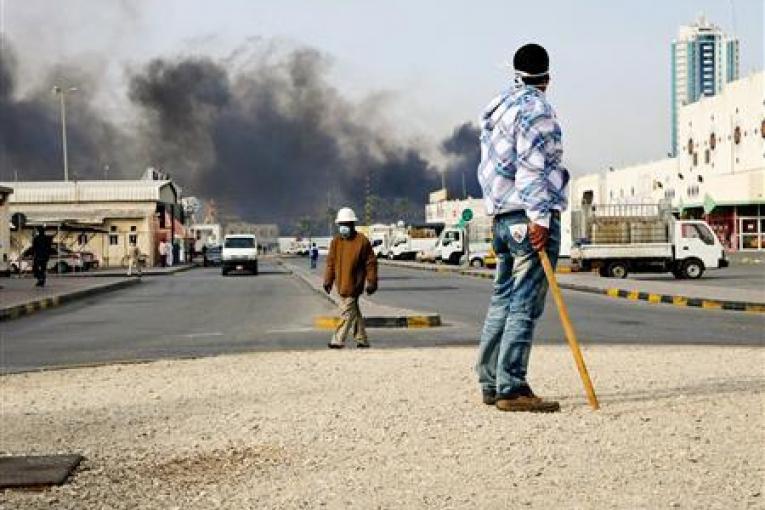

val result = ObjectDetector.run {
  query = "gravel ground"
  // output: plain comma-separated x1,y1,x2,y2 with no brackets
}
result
1,345,763,509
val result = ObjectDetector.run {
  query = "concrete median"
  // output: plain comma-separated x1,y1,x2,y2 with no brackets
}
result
277,259,442,329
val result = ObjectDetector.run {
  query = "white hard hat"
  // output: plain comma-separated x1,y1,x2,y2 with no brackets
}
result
335,207,358,224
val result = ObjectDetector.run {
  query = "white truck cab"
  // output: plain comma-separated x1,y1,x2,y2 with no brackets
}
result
221,234,258,275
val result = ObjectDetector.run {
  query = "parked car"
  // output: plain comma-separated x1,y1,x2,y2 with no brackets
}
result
203,245,222,266
11,245,83,274
462,249,497,269
52,243,97,270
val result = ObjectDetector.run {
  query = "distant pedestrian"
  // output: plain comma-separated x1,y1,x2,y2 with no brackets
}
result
201,244,209,267
309,243,319,269
126,241,142,276
158,239,168,268
31,226,51,287
323,207,377,349
475,43,569,413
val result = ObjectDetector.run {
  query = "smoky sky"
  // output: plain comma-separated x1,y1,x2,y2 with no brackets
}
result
1,38,480,230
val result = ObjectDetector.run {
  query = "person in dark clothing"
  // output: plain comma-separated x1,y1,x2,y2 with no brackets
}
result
309,243,319,269
32,226,51,287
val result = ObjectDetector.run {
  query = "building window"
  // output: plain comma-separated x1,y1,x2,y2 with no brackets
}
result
709,133,716,150
109,234,119,246
129,234,138,245
692,153,698,166
687,138,694,155
704,150,710,164
734,126,741,144
77,233,88,245
761,119,765,138
130,225,137,232
110,226,117,233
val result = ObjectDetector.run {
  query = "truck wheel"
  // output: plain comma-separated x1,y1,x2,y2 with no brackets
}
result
681,259,704,279
470,258,483,268
598,266,609,277
606,261,628,278
56,261,70,274
252,262,259,276
221,267,229,276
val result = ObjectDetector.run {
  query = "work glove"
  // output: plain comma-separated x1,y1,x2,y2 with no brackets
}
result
366,283,378,296
323,283,332,294
529,223,549,252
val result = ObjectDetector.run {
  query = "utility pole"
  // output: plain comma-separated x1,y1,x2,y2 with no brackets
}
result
327,190,332,235
462,172,467,199
52,85,78,181
364,172,372,226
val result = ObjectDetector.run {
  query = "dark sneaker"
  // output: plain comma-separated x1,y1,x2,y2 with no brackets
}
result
356,342,370,348
327,343,345,349
495,395,560,413
482,391,497,405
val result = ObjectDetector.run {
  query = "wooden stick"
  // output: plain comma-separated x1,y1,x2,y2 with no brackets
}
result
539,250,600,410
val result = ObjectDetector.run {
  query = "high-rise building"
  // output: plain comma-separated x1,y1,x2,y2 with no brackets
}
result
670,14,739,155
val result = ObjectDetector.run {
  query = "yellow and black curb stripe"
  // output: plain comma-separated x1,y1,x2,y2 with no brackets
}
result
314,314,442,330
568,284,765,313
0,279,142,322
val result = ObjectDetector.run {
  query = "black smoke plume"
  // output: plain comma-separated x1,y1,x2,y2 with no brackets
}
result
0,43,135,181
440,122,481,199
2,39,481,233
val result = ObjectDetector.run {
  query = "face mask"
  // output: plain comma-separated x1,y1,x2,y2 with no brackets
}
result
338,225,352,237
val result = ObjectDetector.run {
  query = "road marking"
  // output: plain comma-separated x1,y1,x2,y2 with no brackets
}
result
647,293,662,304
266,327,316,333
702,300,722,310
175,332,224,338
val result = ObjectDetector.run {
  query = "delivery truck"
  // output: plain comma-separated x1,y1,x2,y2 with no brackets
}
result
387,224,442,260
435,220,493,265
570,202,728,279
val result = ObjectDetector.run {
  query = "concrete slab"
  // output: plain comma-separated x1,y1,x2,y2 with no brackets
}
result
0,454,82,489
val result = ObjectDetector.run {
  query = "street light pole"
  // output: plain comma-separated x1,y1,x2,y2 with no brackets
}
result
53,86,78,181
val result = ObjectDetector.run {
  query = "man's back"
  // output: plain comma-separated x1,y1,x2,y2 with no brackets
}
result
477,84,569,226
32,235,51,261
324,233,377,298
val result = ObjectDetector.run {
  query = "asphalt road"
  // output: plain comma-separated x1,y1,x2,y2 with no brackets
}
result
630,262,765,290
1,258,762,373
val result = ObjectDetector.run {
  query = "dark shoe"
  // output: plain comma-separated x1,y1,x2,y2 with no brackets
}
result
327,343,345,349
495,394,560,413
482,391,497,405
356,342,370,348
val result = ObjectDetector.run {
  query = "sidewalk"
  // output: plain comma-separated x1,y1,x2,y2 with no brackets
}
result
60,264,196,278
278,260,441,328
381,260,765,313
1,344,762,508
0,276,141,322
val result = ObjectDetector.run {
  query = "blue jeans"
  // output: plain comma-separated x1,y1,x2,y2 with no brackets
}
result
476,212,560,396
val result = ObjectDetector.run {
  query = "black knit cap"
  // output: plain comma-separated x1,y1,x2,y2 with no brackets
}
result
513,43,549,84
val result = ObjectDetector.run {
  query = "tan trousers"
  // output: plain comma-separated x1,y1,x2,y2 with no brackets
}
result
331,296,367,345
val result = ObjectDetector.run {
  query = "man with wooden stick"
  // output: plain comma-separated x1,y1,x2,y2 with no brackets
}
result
475,43,570,412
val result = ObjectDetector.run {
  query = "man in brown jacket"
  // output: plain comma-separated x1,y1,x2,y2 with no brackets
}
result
323,207,378,349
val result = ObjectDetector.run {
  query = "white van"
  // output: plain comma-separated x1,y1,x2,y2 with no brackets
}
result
221,234,258,275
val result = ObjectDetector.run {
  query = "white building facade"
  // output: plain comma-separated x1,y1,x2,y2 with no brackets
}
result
571,72,764,251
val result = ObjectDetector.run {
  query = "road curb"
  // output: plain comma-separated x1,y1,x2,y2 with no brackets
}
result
378,260,764,314
59,265,197,278
558,282,765,314
277,260,442,328
0,279,142,322
379,259,574,276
